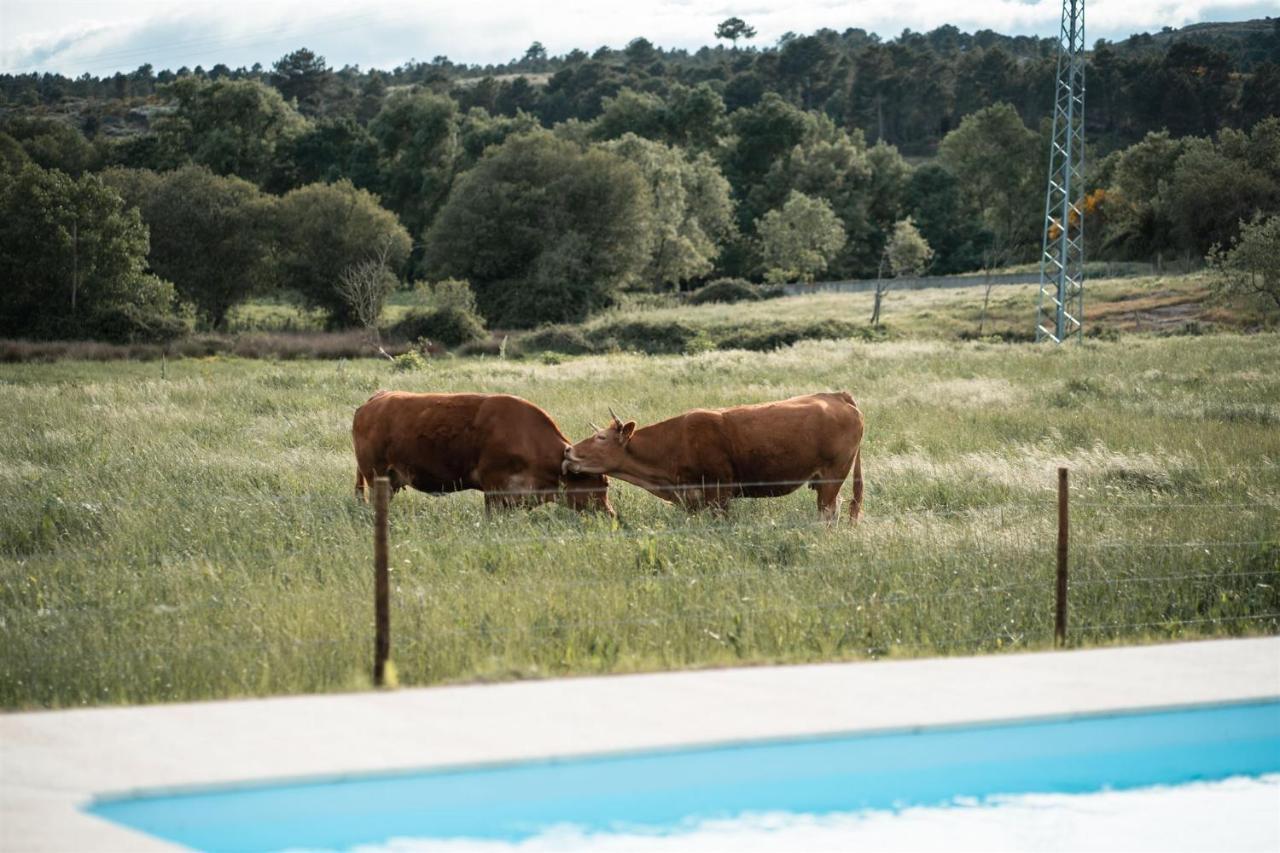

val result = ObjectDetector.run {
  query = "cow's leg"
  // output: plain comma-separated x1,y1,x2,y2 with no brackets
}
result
849,449,863,523
815,478,844,523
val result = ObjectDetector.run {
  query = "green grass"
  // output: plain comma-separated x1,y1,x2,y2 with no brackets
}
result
1,333,1278,709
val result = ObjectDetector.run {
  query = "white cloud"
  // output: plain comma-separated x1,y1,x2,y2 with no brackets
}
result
0,0,1271,76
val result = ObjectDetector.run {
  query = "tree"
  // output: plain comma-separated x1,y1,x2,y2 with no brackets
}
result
1096,130,1189,261
937,103,1039,271
1162,120,1280,257
335,235,400,334
905,164,990,274
755,191,846,283
2,116,98,176
274,180,412,327
269,115,381,193
105,165,274,328
155,77,307,185
423,131,652,327
871,217,933,326
1207,213,1280,317
368,90,460,240
270,48,333,114
750,125,876,277
0,163,183,341
522,42,549,70
624,38,658,67
603,134,736,291
592,89,668,142
715,18,757,47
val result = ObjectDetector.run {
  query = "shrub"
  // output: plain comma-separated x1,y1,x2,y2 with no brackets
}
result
520,325,595,355
715,320,861,351
585,319,701,354
389,306,486,348
686,278,760,305
392,350,428,372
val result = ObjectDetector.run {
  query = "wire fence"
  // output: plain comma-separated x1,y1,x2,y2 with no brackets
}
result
2,480,1277,705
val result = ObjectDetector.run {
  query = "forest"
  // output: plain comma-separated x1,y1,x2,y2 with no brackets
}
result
2,17,1278,342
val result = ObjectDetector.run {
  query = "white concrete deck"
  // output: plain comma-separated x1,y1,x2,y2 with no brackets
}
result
3,637,1279,852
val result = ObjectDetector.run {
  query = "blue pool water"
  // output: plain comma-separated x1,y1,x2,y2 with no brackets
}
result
88,699,1280,852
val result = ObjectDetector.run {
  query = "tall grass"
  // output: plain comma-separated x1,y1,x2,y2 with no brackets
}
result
1,334,1277,708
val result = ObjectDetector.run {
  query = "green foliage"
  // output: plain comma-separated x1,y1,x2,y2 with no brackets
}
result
0,163,184,342
155,77,307,185
423,131,652,327
414,278,479,314
755,191,846,283
714,319,863,350
602,134,736,291
519,325,595,355
1,116,98,176
269,116,380,193
368,90,460,239
392,281,487,348
104,165,273,328
1208,213,1280,317
0,132,31,174
885,217,934,278
270,48,333,114
592,89,668,142
391,349,428,371
1161,119,1280,255
905,165,991,274
937,102,1039,256
715,17,757,45
274,180,412,327
686,278,760,305
584,318,701,354
389,307,487,348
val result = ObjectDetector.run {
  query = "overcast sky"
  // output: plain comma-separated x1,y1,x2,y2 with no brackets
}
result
1,0,1274,77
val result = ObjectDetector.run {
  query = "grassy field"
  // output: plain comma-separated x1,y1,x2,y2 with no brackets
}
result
1,318,1278,708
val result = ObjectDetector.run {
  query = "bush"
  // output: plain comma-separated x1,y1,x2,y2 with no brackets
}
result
520,325,596,355
392,350,428,372
686,278,760,305
714,320,861,351
389,306,487,348
585,319,701,354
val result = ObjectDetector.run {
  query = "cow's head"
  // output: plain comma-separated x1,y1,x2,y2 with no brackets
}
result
560,470,615,516
563,411,636,476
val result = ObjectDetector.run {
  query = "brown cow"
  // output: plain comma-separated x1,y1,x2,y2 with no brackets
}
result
353,391,613,515
563,392,864,521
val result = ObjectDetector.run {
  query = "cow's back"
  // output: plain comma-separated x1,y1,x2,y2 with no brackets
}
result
715,392,862,488
352,391,573,495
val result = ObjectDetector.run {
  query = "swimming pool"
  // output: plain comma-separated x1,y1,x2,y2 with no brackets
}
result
88,699,1280,852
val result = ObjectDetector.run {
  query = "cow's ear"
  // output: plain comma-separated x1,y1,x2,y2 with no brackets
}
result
619,421,636,444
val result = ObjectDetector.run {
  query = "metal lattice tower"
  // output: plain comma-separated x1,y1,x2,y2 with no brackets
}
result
1035,0,1086,343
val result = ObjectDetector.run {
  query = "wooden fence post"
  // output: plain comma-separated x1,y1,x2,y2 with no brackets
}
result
1055,466,1069,647
373,476,390,686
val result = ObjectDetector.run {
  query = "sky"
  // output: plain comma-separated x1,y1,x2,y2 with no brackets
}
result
0,0,1274,77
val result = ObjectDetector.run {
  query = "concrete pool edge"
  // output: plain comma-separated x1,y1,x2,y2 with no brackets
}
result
4,637,1280,852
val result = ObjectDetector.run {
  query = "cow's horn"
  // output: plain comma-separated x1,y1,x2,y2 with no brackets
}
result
608,406,621,425
588,421,601,432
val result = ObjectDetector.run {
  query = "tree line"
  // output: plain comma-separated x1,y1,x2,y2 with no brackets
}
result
2,19,1278,342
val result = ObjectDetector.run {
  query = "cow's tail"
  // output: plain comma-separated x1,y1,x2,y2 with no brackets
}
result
840,391,863,522
849,448,863,521
355,466,367,502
